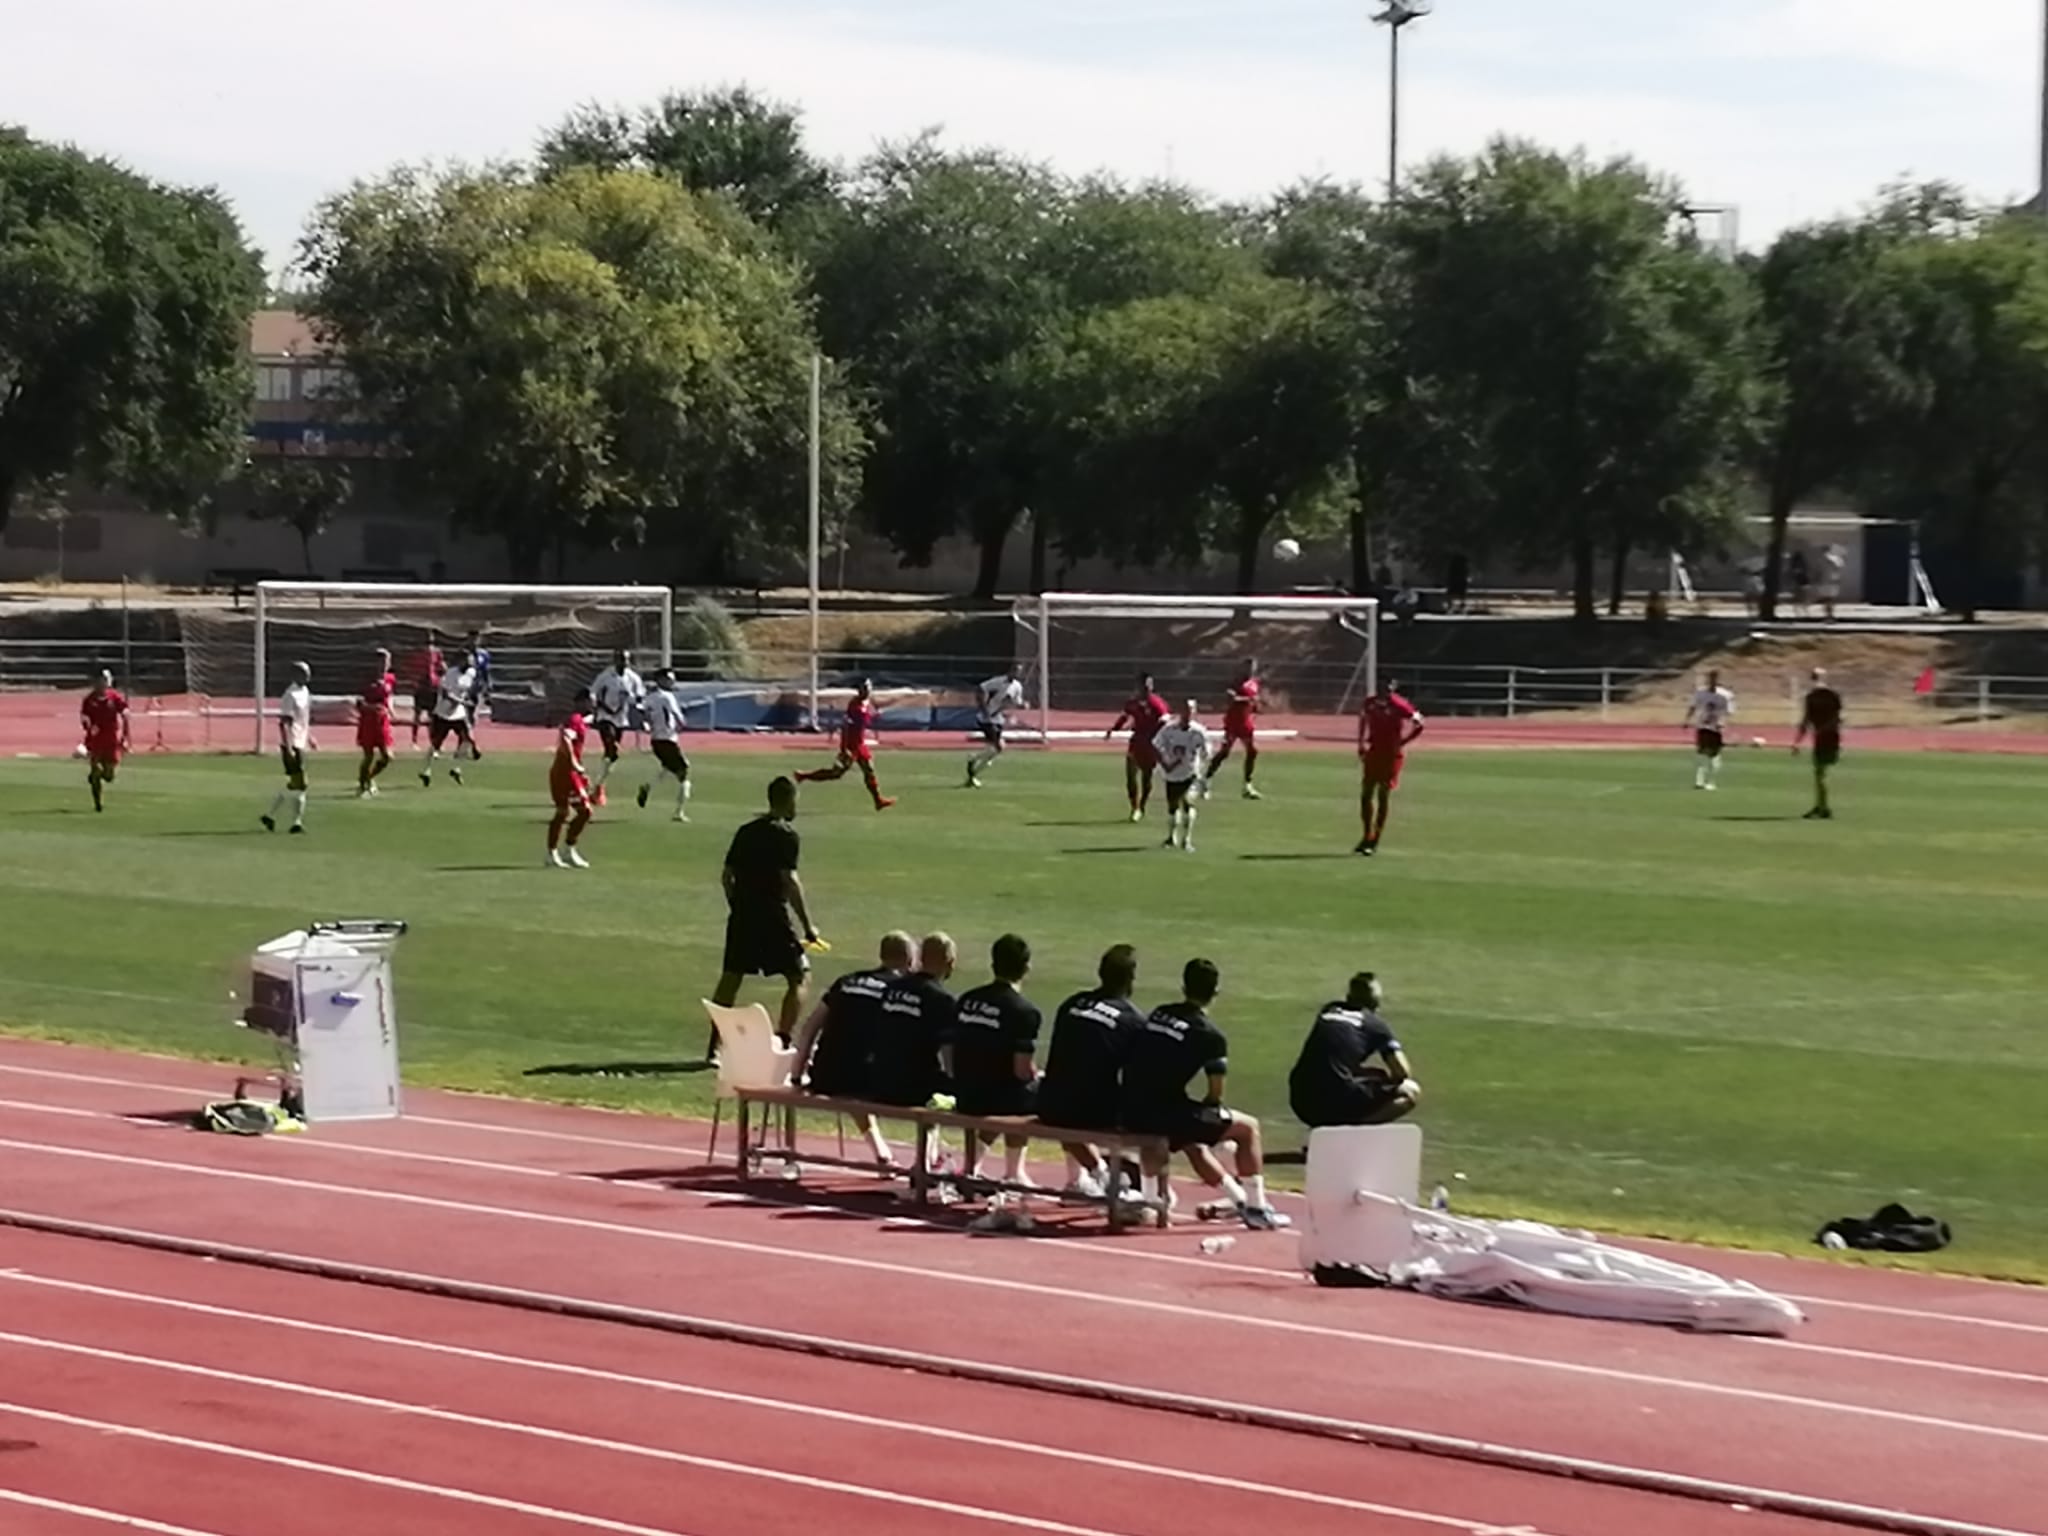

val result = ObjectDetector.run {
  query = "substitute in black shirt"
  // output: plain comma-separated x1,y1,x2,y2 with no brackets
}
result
796,931,914,1098
1288,972,1420,1128
1794,666,1844,821
1036,944,1143,1196
1123,959,1285,1230
869,932,957,1108
951,934,1042,1116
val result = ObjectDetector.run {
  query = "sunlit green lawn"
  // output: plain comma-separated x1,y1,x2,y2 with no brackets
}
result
3,740,2044,1278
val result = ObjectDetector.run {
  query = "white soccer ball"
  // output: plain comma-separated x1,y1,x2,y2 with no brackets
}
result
1751,736,1767,749
71,743,88,759
1272,537,1303,563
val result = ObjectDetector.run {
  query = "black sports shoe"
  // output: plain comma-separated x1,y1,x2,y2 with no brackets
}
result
261,815,276,833
1353,838,1369,855
636,784,650,809
288,824,305,835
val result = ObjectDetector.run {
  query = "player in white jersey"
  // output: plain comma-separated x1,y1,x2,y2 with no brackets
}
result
261,662,314,834
589,648,645,805
420,652,478,786
1683,669,1736,790
636,669,693,821
965,665,1026,788
1152,701,1213,852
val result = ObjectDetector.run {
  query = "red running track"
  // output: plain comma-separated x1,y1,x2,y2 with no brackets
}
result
2,1038,2045,1536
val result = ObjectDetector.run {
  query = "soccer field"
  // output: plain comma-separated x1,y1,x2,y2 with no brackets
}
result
2,742,2044,1279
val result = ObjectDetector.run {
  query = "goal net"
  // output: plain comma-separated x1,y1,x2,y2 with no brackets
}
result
1011,592,1380,746
176,583,674,752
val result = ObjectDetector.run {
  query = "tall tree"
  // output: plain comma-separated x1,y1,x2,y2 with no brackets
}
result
813,143,1065,597
299,164,860,580
1867,212,2048,621
0,128,264,534
1749,219,1917,619
1048,278,1355,592
1376,141,1763,621
537,87,836,247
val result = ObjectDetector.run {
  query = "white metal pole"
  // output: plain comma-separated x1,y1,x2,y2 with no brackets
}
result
807,352,822,730
1037,592,1052,746
1366,600,1379,700
252,582,268,754
660,588,674,674
120,575,131,685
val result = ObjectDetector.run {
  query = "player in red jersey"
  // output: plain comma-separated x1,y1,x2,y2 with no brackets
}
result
79,670,130,813
548,687,597,868
1105,670,1170,822
1202,658,1263,800
355,648,398,797
1356,677,1426,856
793,678,895,810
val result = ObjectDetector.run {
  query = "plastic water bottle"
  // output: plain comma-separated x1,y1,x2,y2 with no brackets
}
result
1199,1236,1237,1256
1430,1184,1451,1212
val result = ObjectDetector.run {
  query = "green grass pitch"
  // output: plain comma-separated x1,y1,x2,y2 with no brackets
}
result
2,742,2044,1280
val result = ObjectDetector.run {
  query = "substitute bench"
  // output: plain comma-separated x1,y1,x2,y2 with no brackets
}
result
729,1085,1172,1231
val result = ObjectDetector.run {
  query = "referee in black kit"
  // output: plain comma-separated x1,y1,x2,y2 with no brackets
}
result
709,776,823,1058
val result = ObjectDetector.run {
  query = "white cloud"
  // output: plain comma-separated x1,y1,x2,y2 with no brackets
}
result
1,0,2039,274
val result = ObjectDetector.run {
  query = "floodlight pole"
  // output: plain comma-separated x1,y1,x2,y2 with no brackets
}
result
1376,2,1429,205
806,352,822,730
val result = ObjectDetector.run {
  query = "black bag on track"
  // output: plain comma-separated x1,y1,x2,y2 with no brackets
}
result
1816,1203,1951,1253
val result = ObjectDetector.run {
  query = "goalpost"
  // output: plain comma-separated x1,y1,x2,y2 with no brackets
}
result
1012,591,1380,743
204,583,675,752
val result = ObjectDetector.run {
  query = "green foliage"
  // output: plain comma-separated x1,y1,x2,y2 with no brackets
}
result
297,163,862,581
538,87,838,247
1374,140,1765,619
1864,211,2048,619
1750,217,1920,617
672,594,752,679
0,127,264,530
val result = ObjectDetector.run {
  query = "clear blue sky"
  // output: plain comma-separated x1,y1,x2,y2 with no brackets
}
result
4,0,2040,275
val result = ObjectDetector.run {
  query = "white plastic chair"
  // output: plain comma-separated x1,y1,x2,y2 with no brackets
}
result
703,999,797,1163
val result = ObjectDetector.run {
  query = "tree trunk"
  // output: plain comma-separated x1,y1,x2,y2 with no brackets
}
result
505,528,545,583
0,469,15,539
1759,478,1798,622
971,518,1011,601
1607,536,1631,617
298,524,316,576
1235,517,1262,595
1028,511,1048,595
1570,537,1598,624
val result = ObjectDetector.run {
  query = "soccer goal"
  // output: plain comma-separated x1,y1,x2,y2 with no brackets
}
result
175,583,674,753
1010,591,1380,744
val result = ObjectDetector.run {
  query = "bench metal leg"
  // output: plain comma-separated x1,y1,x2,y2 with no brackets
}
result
911,1120,934,1206
735,1096,752,1184
1106,1152,1127,1232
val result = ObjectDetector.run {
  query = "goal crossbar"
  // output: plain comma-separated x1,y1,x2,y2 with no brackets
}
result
250,581,674,752
1013,591,1379,742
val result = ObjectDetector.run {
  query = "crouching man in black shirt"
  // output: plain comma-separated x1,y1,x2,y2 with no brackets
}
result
793,930,915,1171
949,934,1043,1186
1288,972,1421,1129
1123,959,1288,1231
1037,944,1144,1200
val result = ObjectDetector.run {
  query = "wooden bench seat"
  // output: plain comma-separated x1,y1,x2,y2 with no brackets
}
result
730,1085,1171,1230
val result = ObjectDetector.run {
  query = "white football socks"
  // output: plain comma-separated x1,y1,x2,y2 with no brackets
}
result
290,790,306,828
1244,1174,1267,1208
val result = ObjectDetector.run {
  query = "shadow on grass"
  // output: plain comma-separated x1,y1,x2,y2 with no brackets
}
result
152,828,262,838
1059,845,1155,857
1709,815,1802,823
1026,819,1127,829
438,863,539,873
524,1059,712,1079
1238,853,1356,862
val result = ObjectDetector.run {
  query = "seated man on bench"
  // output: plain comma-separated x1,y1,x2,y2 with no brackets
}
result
870,932,957,1111
1036,943,1143,1200
949,933,1042,1187
793,930,914,1171
1287,972,1422,1129
1122,959,1287,1230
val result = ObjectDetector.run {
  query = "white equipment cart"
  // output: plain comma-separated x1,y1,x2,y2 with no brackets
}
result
237,920,407,1123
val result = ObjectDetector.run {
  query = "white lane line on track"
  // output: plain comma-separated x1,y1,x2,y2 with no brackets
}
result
0,1267,1558,1536
0,1400,710,1536
12,1095,2048,1391
6,1059,2047,1336
0,1489,229,1536
4,1135,2046,1450
0,1338,1173,1536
